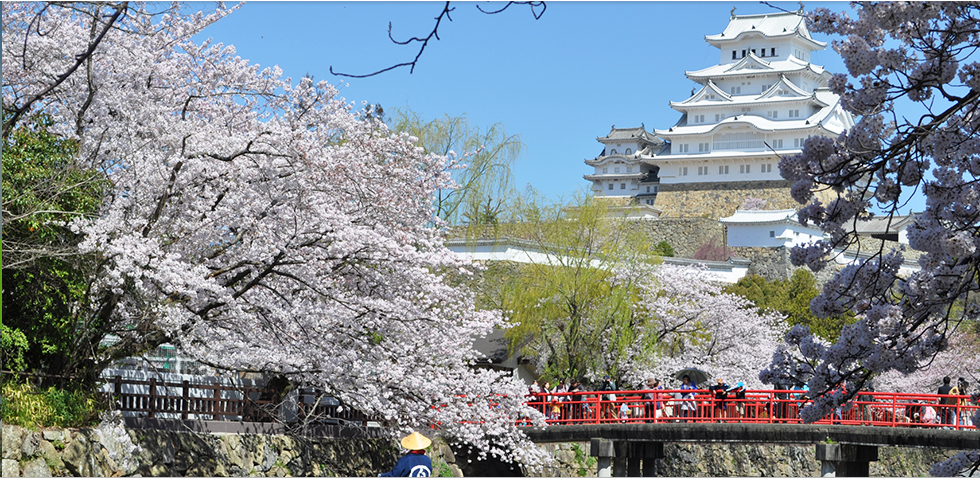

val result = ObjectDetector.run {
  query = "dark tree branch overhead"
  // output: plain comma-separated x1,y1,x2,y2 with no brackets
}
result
329,1,546,79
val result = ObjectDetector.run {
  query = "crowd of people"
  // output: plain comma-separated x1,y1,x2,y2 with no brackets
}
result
523,373,976,427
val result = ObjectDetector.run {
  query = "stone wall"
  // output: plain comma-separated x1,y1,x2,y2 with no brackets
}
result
2,423,957,477
634,218,726,259
653,180,798,218
650,180,839,219
523,440,955,477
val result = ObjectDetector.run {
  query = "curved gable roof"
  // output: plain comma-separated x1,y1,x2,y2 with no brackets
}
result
705,11,826,50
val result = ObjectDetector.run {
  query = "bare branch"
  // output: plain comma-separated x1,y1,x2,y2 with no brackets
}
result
330,1,545,78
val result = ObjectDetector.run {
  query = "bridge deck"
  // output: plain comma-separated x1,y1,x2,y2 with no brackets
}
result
522,423,980,450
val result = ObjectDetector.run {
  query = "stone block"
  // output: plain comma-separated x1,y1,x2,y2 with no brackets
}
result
2,459,20,477
21,430,41,457
21,457,53,478
2,424,26,459
38,440,65,474
42,430,64,443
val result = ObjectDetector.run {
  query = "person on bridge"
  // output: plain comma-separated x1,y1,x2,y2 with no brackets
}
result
956,378,971,428
599,375,618,421
938,376,955,427
379,432,432,477
680,375,698,422
710,378,731,422
642,378,664,423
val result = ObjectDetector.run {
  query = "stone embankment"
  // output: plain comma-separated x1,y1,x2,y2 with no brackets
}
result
2,423,957,477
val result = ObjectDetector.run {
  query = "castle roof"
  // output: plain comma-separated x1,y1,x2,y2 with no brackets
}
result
597,125,662,145
705,10,826,50
719,209,801,226
686,56,829,82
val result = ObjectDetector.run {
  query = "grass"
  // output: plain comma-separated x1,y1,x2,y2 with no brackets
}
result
1,380,105,430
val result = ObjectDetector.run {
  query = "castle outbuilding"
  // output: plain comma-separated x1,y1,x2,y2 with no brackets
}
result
585,7,855,218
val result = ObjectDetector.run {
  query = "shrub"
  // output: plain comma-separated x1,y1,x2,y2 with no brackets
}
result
652,240,674,257
1,380,105,429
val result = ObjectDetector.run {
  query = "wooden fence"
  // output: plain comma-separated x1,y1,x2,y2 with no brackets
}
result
104,376,381,426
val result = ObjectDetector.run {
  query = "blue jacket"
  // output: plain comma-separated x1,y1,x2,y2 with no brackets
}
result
379,452,432,477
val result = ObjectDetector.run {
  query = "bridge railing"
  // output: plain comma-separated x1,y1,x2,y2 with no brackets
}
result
525,389,977,429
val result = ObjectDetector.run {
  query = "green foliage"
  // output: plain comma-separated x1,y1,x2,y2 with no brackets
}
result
652,240,674,257
1,115,109,384
435,460,455,477
1,323,30,373
724,269,854,342
570,442,596,477
493,193,659,382
0,380,105,429
392,109,524,227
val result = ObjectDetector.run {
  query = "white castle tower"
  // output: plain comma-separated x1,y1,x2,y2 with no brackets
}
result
585,7,855,218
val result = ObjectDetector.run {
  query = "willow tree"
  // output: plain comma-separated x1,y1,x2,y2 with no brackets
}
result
495,193,657,385
392,109,524,227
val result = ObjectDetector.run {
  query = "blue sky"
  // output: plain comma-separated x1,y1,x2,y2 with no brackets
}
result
197,1,859,204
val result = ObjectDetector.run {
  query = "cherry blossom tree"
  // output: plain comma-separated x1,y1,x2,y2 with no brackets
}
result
629,264,785,389
761,3,980,475
2,2,547,466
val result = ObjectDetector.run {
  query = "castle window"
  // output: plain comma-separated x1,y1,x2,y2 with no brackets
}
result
680,167,689,176
732,50,737,60
627,166,633,173
615,167,621,173
625,148,632,155
603,167,608,173
621,183,626,190
751,49,756,55
794,138,806,148
772,139,784,148
761,84,770,92
698,166,707,175
767,110,778,119
699,142,709,152
610,149,618,154
731,86,741,95
718,165,729,175
715,114,721,122
761,163,772,173
760,49,765,57
770,230,775,238
771,47,776,56
790,109,800,118
740,164,751,174
646,186,650,193
608,183,613,190
741,49,746,58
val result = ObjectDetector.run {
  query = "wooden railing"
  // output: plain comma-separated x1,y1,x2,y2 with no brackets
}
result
101,376,382,426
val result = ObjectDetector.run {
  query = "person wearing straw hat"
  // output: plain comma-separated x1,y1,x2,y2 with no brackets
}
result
379,432,432,477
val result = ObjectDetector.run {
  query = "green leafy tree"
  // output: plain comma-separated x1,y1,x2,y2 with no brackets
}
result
652,240,674,257
1,115,108,385
724,269,853,342
392,109,524,226
495,192,658,383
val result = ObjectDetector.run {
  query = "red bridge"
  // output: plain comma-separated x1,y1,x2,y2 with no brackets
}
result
524,388,977,429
